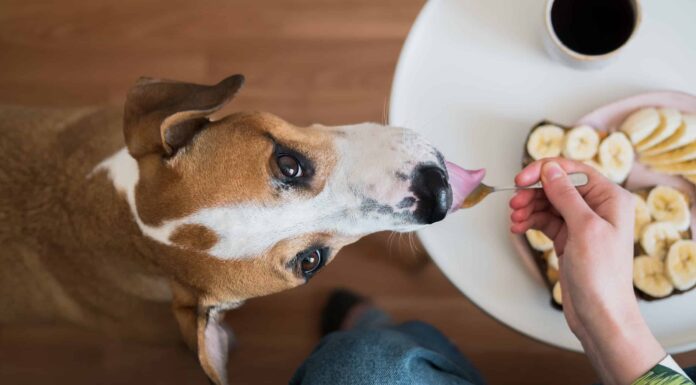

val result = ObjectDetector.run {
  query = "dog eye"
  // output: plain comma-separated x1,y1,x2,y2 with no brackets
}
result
295,248,324,279
300,249,322,274
277,154,303,178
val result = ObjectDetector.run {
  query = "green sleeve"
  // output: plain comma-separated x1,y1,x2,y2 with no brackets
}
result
632,364,695,385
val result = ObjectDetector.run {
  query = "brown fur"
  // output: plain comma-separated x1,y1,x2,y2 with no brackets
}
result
0,106,178,341
0,76,374,384
170,224,219,251
135,111,338,225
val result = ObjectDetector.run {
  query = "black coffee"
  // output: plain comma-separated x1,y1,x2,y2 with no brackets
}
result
551,0,636,55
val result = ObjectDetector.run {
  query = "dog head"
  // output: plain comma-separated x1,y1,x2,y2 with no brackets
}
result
109,75,484,384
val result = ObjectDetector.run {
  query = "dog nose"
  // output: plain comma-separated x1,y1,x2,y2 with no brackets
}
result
411,166,452,224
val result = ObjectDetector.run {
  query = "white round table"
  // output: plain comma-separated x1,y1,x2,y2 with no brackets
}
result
390,0,696,352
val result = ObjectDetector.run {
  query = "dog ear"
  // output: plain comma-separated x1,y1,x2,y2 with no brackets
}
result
123,74,245,158
197,307,233,385
171,282,236,385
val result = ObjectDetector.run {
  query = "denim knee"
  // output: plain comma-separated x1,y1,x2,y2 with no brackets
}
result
290,327,479,385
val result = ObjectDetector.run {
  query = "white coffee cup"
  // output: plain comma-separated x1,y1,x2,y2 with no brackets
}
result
543,0,642,70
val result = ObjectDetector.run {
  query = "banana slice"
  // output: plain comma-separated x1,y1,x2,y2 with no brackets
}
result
545,249,559,270
633,255,675,298
620,107,660,144
634,193,652,241
640,140,696,166
552,281,563,305
684,175,696,185
546,265,559,285
650,159,696,175
640,222,681,259
640,114,696,156
635,108,682,152
527,124,565,160
525,229,554,252
583,160,607,177
646,186,691,231
665,240,696,291
562,125,600,160
598,132,634,183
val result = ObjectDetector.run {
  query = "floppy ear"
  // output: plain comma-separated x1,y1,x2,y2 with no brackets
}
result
171,282,238,385
197,307,234,385
123,74,245,158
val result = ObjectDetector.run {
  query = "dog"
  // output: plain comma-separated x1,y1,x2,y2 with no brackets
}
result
0,74,484,384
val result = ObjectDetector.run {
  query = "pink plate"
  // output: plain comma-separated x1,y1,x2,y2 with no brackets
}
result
511,91,696,292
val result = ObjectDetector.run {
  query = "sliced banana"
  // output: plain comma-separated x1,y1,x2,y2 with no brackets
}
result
527,124,565,160
634,193,652,241
640,114,696,156
545,249,559,270
650,159,696,175
598,132,634,183
635,108,682,152
640,140,696,166
525,229,554,252
620,107,660,144
633,255,675,298
646,186,691,231
583,159,607,177
552,281,563,305
546,265,559,285
665,240,696,291
640,222,681,259
562,125,600,160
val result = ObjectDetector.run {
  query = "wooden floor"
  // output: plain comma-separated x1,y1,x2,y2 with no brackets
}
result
0,1,694,384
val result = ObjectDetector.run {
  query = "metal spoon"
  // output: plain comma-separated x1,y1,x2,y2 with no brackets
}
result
461,172,589,208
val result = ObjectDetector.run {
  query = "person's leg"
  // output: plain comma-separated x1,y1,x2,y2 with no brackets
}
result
290,289,485,385
684,366,696,381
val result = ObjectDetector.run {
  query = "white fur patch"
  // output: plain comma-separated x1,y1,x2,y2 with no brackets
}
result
92,123,443,261
91,148,181,248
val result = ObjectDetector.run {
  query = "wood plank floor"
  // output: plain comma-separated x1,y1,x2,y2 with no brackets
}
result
0,1,694,384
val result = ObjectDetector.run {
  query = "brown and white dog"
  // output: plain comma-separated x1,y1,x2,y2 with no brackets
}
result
0,75,484,384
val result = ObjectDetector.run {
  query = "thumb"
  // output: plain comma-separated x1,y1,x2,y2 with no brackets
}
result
540,161,594,227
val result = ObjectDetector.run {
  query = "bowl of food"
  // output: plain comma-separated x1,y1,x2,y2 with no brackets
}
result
513,92,696,309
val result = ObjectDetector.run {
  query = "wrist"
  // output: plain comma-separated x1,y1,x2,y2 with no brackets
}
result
581,304,665,385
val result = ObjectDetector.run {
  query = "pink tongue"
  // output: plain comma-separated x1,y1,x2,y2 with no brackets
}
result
445,161,486,212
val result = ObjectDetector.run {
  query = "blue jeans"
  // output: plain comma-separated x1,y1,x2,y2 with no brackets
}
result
290,309,485,385
290,309,696,385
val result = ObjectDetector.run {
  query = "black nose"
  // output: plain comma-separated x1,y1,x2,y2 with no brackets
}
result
411,166,452,224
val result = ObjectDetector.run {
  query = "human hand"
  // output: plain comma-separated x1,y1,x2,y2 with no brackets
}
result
510,158,665,385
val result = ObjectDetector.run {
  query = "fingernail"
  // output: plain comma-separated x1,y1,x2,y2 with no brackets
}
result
543,161,564,181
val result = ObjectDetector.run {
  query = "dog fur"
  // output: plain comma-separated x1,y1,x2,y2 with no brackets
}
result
0,75,451,384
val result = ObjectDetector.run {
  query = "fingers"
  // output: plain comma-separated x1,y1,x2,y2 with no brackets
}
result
515,157,602,192
510,198,550,222
539,161,596,227
510,211,564,241
509,189,542,210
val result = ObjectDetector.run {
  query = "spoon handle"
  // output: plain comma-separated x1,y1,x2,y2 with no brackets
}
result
494,172,589,192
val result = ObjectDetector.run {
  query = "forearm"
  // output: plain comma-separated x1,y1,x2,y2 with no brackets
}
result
581,305,666,385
